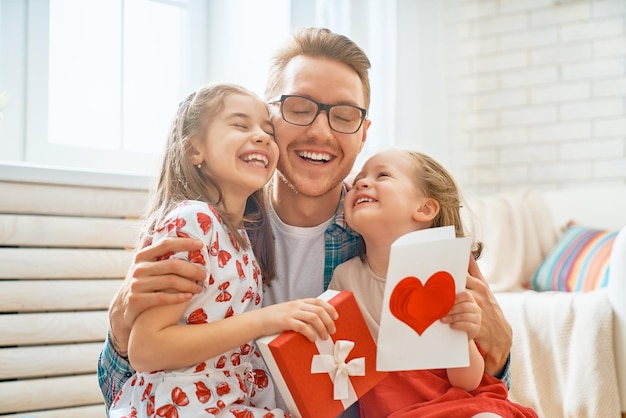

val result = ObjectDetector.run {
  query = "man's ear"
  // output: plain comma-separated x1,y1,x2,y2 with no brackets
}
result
358,119,371,153
413,198,440,222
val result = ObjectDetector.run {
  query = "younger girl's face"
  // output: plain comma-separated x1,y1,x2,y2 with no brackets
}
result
198,93,278,202
345,149,428,241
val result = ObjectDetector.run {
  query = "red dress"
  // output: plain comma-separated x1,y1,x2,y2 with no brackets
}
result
359,369,537,418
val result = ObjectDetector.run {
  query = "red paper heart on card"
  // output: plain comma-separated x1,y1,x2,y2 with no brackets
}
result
389,272,456,336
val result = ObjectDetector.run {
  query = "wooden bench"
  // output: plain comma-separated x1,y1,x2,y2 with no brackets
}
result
0,170,148,417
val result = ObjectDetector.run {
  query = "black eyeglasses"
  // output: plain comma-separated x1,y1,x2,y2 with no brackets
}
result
269,95,367,134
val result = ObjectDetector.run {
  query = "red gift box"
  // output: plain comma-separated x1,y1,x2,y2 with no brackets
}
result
256,290,388,418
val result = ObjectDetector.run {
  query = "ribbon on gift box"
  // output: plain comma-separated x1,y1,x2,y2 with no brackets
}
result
310,339,365,404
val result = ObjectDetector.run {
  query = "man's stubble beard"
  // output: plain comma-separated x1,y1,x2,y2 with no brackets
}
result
277,170,299,195
276,169,345,199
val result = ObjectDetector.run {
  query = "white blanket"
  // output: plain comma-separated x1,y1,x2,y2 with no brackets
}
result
496,290,621,418
462,188,558,292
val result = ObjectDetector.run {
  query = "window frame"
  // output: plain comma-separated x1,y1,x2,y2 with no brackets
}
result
0,0,401,185
0,0,204,175
27,0,199,175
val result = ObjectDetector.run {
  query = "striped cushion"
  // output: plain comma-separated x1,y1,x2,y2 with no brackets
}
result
531,225,617,292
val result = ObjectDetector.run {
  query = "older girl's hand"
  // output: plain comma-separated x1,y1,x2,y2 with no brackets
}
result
257,298,339,342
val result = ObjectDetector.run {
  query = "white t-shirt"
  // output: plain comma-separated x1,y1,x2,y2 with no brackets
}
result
263,202,334,412
262,202,332,306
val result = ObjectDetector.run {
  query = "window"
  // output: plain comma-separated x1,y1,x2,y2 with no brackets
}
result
0,0,399,179
3,0,205,174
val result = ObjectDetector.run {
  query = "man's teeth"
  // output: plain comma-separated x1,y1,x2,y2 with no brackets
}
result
298,151,331,162
243,153,268,167
356,197,374,205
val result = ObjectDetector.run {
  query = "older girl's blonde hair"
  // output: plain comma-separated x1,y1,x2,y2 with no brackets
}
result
140,83,276,283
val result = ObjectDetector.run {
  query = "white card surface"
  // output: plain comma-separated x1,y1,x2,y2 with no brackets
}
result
377,226,472,371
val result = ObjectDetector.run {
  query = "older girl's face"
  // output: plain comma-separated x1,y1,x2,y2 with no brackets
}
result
195,94,278,207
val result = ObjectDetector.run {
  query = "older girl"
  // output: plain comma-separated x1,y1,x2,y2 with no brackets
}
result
109,84,336,417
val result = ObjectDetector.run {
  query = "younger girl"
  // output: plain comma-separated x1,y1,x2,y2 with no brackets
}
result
109,83,336,417
329,149,537,418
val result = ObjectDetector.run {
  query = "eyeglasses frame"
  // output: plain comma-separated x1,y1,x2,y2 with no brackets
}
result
268,94,367,134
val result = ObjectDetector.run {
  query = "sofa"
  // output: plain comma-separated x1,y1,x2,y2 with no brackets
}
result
462,185,626,418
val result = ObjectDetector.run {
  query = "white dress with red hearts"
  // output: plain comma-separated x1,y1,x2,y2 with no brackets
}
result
109,200,288,418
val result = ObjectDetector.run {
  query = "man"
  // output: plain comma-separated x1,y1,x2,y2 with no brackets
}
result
99,27,512,412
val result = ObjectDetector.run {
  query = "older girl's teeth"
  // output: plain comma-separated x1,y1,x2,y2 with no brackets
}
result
243,153,268,167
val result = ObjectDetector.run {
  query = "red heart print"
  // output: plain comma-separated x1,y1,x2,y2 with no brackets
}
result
389,271,456,336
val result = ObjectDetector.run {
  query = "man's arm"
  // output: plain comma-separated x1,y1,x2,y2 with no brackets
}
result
465,257,512,378
108,237,206,355
98,332,134,409
442,256,513,381
98,237,206,406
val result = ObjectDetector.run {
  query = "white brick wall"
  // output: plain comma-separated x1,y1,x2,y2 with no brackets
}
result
443,0,626,194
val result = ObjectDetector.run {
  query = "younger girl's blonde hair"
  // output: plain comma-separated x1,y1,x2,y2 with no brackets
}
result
405,151,483,260
140,83,276,283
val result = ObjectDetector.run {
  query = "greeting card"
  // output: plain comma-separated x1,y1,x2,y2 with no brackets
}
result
377,226,472,371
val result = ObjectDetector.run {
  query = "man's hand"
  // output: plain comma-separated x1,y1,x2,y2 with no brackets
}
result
442,256,512,377
465,256,512,376
109,237,206,357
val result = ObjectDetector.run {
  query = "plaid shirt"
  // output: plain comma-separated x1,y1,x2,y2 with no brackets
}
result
98,332,133,411
97,184,510,409
323,184,365,289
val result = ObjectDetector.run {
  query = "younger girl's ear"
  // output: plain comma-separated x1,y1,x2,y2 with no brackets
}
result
413,198,440,222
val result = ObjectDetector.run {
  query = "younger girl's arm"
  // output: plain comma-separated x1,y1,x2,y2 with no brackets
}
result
444,290,484,391
447,340,484,391
128,296,338,372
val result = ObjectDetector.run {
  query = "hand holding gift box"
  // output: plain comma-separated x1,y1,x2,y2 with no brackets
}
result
257,290,388,418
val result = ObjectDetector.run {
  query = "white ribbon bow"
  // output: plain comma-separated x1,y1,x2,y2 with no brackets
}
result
310,339,365,401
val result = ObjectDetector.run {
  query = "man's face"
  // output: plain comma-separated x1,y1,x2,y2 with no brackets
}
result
269,55,370,198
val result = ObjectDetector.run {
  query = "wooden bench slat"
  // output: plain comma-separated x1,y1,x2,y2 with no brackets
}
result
0,279,122,312
0,178,148,415
0,404,106,418
0,374,104,415
0,181,148,218
0,213,141,248
0,311,108,346
0,342,103,380
0,248,133,279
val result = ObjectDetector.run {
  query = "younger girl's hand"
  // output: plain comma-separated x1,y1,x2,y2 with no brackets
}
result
441,290,481,341
258,298,339,342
